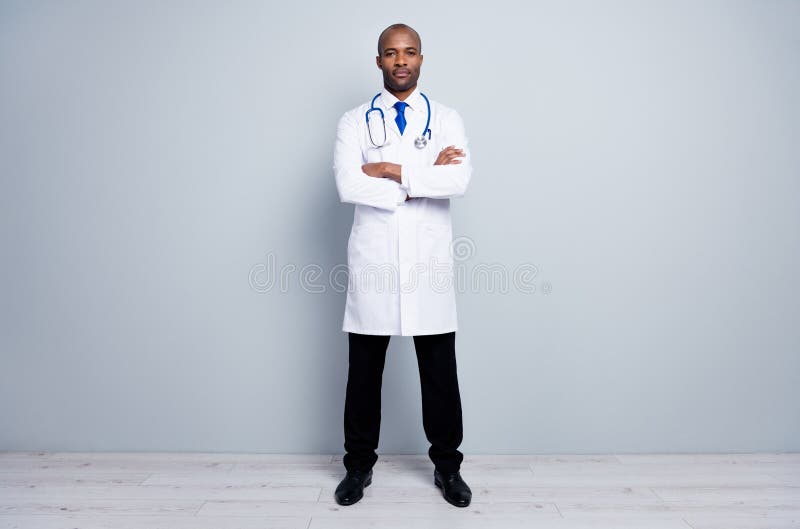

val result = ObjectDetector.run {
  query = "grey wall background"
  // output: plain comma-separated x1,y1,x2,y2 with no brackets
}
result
1,0,798,454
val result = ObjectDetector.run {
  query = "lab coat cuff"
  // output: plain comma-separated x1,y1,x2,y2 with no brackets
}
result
399,167,409,190
399,164,419,197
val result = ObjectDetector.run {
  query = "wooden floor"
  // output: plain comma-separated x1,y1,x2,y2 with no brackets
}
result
0,451,798,528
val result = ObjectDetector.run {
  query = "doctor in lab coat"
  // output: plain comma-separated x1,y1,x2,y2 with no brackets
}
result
332,23,474,508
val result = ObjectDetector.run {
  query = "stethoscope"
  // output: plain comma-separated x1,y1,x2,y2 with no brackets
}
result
365,92,431,149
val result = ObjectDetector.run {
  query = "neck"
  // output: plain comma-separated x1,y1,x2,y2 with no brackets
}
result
385,83,416,101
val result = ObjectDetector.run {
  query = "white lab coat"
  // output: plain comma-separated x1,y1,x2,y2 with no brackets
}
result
333,86,472,336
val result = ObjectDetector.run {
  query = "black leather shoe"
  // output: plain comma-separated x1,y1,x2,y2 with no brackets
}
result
334,468,372,506
434,469,472,507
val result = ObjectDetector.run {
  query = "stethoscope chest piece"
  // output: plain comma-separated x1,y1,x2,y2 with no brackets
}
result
414,135,428,149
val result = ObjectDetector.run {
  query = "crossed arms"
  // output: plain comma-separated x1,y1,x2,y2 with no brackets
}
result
333,108,472,211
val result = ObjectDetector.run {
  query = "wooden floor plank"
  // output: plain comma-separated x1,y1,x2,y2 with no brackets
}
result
0,483,321,502
0,514,309,529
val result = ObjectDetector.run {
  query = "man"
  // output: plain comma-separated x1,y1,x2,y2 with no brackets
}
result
332,23,473,508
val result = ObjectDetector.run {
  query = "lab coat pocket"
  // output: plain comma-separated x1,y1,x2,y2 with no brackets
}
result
417,223,454,285
347,223,391,289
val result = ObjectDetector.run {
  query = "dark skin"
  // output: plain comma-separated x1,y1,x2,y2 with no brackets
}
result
361,27,464,200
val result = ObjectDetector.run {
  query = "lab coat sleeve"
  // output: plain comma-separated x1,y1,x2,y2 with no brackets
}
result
333,111,405,211
399,109,473,199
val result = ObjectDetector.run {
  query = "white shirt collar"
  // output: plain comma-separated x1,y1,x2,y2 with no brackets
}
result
378,86,423,112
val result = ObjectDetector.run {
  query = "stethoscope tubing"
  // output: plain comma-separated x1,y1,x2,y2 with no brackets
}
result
365,92,431,148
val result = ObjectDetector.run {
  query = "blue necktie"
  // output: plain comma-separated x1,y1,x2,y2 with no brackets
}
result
394,101,408,135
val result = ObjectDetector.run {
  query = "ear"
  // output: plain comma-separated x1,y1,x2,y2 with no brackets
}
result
375,56,382,69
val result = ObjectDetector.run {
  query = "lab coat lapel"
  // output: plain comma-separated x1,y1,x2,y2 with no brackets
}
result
378,91,399,141
385,114,402,140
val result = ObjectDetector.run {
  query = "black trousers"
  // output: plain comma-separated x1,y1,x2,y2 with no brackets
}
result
342,331,464,474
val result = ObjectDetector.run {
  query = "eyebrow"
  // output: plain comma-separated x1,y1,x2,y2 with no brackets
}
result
383,47,418,53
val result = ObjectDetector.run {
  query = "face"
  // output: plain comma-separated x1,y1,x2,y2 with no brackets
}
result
376,29,423,93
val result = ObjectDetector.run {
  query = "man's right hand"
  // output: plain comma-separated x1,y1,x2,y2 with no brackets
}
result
407,146,465,201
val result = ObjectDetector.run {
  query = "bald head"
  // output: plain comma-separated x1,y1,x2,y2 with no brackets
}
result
375,23,423,98
377,23,422,56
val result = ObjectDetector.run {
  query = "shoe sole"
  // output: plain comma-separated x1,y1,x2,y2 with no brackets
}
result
335,474,372,506
434,475,471,508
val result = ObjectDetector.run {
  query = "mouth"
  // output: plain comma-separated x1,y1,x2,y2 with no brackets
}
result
393,69,410,79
